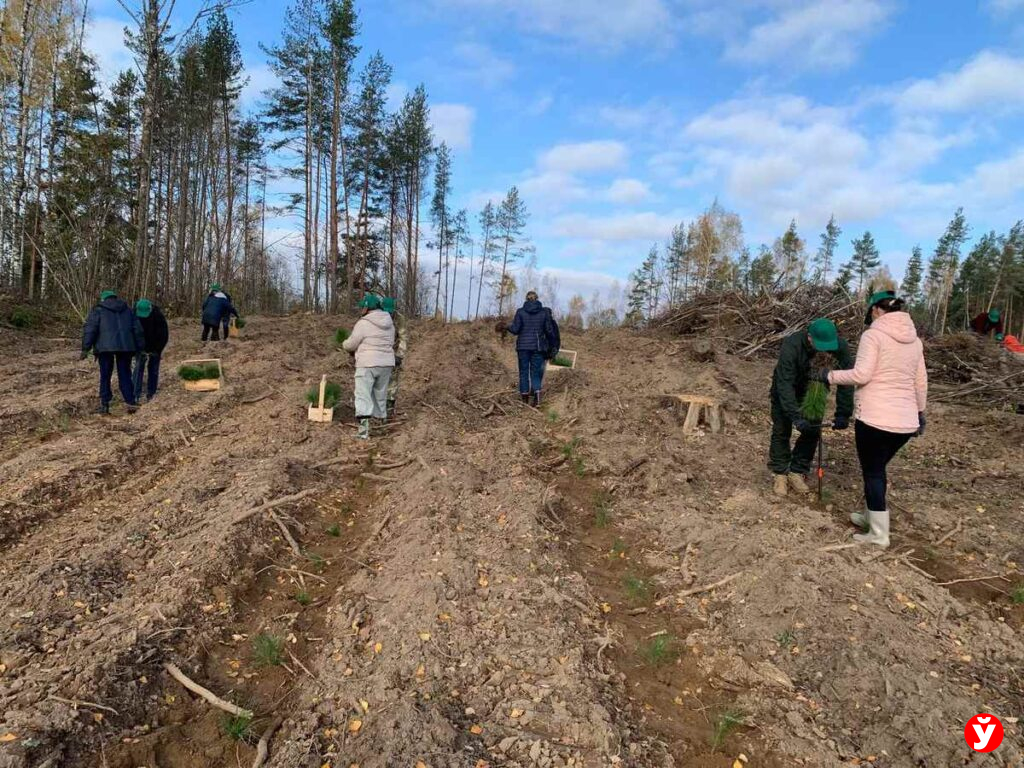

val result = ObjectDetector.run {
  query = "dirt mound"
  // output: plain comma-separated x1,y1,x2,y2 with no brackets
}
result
1,317,1022,767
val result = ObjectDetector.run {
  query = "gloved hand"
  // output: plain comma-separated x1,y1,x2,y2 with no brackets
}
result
832,415,849,430
494,321,507,334
915,411,926,437
79,350,89,361
793,418,820,435
810,368,831,383
394,356,403,369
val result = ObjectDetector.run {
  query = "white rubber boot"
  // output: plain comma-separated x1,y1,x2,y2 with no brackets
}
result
853,510,890,548
849,511,867,529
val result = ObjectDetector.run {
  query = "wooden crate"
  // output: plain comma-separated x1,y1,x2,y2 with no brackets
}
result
228,318,241,337
181,358,222,392
545,349,578,373
307,374,335,422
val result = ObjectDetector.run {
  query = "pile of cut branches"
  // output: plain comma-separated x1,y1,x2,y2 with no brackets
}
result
925,333,1024,406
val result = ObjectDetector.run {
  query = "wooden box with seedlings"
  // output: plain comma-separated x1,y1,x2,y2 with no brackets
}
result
307,375,340,423
178,359,223,392
546,349,578,372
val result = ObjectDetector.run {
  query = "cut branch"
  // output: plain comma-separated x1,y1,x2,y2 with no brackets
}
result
164,663,253,718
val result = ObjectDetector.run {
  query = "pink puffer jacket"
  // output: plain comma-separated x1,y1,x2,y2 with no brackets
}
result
828,312,927,434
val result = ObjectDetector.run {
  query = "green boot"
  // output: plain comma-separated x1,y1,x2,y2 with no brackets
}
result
356,418,370,440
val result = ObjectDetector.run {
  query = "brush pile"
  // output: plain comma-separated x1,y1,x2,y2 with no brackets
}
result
925,333,1024,406
654,286,863,357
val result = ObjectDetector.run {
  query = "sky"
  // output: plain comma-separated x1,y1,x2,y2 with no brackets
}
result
85,0,1024,309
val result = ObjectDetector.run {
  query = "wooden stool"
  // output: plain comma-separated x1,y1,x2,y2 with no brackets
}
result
670,394,723,434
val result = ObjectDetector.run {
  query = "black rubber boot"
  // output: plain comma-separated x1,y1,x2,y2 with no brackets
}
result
95,404,111,415
520,393,530,404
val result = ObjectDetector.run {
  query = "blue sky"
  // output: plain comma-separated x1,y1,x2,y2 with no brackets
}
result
87,0,1024,307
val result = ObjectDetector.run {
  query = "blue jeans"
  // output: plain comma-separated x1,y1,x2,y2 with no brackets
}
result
97,352,137,406
517,350,546,395
133,352,161,401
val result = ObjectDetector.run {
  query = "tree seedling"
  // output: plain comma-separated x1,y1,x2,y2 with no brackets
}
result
611,538,627,557
334,328,350,346
220,712,253,742
252,633,285,667
639,634,678,666
623,574,651,603
710,709,747,750
294,590,312,606
307,552,327,573
775,629,796,648
801,381,829,422
561,438,585,476
326,523,341,537
234,317,247,329
306,381,342,409
550,355,573,367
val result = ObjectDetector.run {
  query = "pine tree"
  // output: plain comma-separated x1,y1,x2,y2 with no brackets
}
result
814,215,841,285
929,207,970,332
495,186,528,316
849,231,881,295
430,141,452,318
475,201,496,318
748,245,776,293
773,219,806,289
664,223,687,307
833,261,854,296
900,245,923,305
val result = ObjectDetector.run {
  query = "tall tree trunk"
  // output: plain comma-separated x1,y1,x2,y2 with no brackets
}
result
328,58,341,313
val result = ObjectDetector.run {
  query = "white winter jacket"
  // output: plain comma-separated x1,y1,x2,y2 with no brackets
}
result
342,310,396,368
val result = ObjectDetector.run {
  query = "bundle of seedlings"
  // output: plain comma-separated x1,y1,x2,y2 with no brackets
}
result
334,328,350,346
178,363,222,381
234,317,247,329
306,381,342,409
550,355,574,367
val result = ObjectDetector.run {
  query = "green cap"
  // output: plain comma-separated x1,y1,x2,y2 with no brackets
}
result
381,297,396,312
867,290,896,308
989,309,1000,322
808,318,840,352
996,333,1005,341
100,290,117,301
210,282,221,292
135,299,153,318
358,293,381,310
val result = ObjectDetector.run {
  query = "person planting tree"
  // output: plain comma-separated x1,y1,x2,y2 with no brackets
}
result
504,290,561,407
80,290,145,415
811,293,927,548
133,298,168,403
219,286,240,340
769,318,853,497
200,283,231,342
970,308,1005,341
342,294,396,440
381,297,407,415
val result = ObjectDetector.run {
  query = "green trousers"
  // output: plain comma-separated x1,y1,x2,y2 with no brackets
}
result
768,400,818,475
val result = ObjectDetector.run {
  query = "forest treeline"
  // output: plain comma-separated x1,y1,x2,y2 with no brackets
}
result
0,0,531,320
2,0,1021,333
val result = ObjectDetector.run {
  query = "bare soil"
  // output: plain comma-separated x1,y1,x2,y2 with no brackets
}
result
1,316,1022,767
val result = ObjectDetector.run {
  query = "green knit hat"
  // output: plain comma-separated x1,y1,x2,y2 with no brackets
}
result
808,318,840,352
210,282,221,292
135,299,153,318
989,309,1001,322
358,293,381,310
867,290,896,308
381,297,396,312
100,290,117,301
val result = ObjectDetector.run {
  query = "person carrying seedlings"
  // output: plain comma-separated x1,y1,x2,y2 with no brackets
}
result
505,290,561,407
80,290,145,415
380,296,407,415
769,318,853,497
201,283,231,342
220,287,240,340
970,308,1005,340
342,293,395,440
133,299,168,403
812,293,927,548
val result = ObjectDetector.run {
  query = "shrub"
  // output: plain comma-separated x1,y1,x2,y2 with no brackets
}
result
800,380,829,422
334,328,350,346
178,363,221,381
306,381,342,409
9,306,39,329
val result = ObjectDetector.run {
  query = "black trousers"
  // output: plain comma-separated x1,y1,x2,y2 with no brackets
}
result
855,420,912,511
768,400,818,475
201,323,220,341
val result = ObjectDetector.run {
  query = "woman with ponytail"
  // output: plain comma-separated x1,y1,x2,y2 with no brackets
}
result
813,291,927,547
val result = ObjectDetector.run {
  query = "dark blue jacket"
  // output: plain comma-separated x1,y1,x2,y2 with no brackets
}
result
201,292,231,325
508,300,560,354
82,298,145,354
140,306,169,354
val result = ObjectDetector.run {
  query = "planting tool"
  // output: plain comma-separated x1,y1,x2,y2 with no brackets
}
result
816,431,824,503
180,358,222,392
307,374,334,423
546,349,578,372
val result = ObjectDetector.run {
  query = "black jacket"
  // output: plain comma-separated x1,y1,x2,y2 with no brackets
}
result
201,292,231,325
82,298,145,354
770,331,854,421
508,300,560,354
140,306,169,354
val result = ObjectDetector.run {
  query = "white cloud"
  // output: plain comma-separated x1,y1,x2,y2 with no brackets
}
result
519,172,588,208
725,0,890,69
528,94,556,116
434,0,675,49
603,178,652,204
969,148,1024,200
896,51,1024,112
422,42,516,89
987,0,1024,13
85,16,133,84
431,104,476,151
549,211,680,241
538,140,628,174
